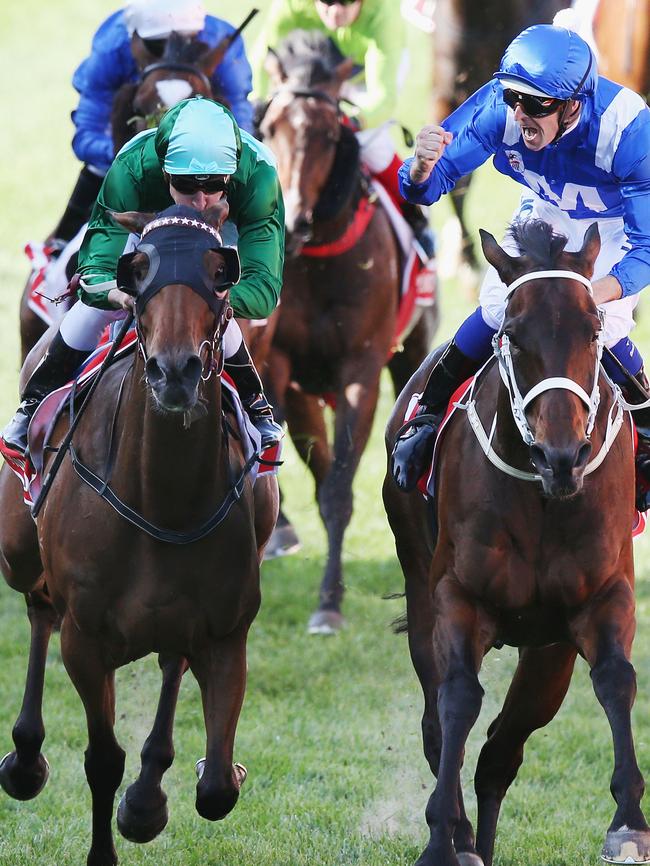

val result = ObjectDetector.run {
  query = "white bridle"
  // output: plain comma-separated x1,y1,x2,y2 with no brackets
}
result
455,269,628,482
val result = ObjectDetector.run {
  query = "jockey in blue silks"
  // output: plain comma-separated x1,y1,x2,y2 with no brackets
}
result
391,24,650,508
51,0,255,245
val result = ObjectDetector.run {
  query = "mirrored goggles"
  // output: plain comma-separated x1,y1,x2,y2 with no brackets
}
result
502,89,564,118
169,175,229,195
319,0,359,6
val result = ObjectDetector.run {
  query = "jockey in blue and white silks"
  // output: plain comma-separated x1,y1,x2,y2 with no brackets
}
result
391,24,650,503
50,0,255,245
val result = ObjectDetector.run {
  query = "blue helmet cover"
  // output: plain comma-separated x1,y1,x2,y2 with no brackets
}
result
495,25,597,100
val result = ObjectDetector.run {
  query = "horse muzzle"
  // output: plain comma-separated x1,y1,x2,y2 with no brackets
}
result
529,440,592,498
145,352,203,412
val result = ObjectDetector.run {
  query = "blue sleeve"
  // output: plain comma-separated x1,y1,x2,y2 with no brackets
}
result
610,113,650,297
70,13,135,173
202,17,254,133
398,82,505,206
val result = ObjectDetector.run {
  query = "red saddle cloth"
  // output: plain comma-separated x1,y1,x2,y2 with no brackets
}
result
403,379,646,539
1,328,281,511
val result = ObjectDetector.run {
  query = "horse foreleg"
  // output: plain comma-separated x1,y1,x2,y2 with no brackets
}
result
60,620,125,866
0,586,57,801
473,643,578,866
310,364,382,633
116,653,188,844
416,577,491,866
572,579,650,862
190,625,248,822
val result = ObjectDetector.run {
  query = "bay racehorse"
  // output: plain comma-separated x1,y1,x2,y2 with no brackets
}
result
433,0,571,283
0,201,278,865
383,219,650,866
259,31,439,633
19,31,227,362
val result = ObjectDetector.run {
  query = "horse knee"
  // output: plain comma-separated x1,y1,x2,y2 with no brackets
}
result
84,743,125,792
591,655,637,706
439,669,484,728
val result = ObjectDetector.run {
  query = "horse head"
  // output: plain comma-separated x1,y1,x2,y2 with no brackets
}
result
259,30,358,254
112,32,229,154
111,201,239,414
480,219,603,498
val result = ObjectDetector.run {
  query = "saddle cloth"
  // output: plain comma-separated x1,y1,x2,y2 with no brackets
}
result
2,326,281,511
403,379,646,539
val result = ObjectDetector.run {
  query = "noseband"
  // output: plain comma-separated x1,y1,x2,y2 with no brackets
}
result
456,270,626,482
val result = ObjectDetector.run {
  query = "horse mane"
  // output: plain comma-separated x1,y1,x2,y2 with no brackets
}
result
275,29,350,87
506,219,569,266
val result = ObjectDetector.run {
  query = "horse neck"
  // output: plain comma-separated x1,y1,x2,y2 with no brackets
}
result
117,353,229,524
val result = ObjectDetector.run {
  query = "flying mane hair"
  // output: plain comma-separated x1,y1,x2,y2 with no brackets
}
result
506,218,569,266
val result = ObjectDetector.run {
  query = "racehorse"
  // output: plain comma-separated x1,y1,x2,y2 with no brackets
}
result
19,31,227,362
0,201,278,866
433,0,571,283
258,31,439,633
383,219,650,866
593,0,650,96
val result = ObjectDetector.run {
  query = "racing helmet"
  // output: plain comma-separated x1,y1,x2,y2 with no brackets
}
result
125,0,206,40
495,25,597,101
156,97,241,176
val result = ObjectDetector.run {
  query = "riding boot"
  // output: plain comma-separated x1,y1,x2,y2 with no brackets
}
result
224,343,283,450
391,340,480,492
49,165,104,244
1,332,90,455
624,368,650,511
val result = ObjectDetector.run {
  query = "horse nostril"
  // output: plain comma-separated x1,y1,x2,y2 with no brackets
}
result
575,440,592,470
146,357,165,388
530,444,550,473
182,355,203,388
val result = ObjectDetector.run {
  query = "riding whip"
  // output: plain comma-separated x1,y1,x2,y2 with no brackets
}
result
603,346,650,404
31,311,135,518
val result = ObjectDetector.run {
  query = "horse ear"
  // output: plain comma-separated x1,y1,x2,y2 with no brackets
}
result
264,48,287,85
479,229,520,284
202,201,230,230
110,210,156,235
561,223,601,278
332,58,358,88
130,33,157,71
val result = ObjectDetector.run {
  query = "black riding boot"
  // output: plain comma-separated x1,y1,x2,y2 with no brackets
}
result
50,165,104,244
624,369,650,511
391,340,480,492
1,333,90,455
224,342,282,450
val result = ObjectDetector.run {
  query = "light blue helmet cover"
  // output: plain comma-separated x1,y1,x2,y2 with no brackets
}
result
495,25,597,100
162,98,239,175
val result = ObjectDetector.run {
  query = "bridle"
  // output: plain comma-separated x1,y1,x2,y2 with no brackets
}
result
456,269,626,482
140,60,212,94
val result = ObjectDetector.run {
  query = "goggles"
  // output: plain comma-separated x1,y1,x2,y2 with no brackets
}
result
169,175,229,195
318,0,359,6
502,89,564,118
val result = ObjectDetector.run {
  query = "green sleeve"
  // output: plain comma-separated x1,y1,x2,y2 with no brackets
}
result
231,160,285,320
353,3,405,127
77,158,143,309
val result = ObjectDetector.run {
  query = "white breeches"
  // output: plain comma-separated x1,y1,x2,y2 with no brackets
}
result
356,123,397,173
479,191,639,347
60,299,243,357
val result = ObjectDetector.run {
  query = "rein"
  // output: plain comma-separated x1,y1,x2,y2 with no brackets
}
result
140,60,212,93
455,269,627,482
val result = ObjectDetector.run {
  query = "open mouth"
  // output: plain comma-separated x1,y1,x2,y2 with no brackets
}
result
521,125,539,143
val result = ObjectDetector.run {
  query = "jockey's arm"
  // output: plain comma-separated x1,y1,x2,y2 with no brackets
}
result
230,160,285,320
608,114,650,300
399,83,503,206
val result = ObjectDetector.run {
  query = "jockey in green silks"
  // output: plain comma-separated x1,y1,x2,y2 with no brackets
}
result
251,0,436,264
2,97,284,454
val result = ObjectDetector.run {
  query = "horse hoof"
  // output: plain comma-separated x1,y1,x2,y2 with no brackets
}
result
602,828,650,863
307,610,345,635
0,751,49,800
457,854,485,866
195,759,248,789
116,788,168,843
263,523,301,560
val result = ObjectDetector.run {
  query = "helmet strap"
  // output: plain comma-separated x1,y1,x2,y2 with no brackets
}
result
550,50,593,146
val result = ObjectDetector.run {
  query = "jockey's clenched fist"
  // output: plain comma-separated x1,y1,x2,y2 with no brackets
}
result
410,125,454,184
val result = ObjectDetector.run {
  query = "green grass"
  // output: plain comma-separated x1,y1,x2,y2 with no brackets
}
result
2,2,650,865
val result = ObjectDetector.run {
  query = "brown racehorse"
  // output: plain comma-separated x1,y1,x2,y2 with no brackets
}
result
432,0,571,280
384,219,650,866
19,32,226,362
593,0,650,96
259,31,439,633
0,201,278,866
